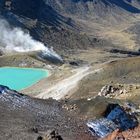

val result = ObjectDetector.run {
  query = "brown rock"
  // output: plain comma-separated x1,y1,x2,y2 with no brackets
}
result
43,130,63,140
102,129,119,140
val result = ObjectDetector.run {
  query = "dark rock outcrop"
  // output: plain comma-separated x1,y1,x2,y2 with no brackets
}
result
43,130,63,140
87,104,138,138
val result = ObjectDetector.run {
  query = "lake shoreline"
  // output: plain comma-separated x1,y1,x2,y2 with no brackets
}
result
0,67,49,91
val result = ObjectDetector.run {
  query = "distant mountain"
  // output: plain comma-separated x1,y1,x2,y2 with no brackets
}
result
44,0,140,16
1,0,140,53
0,0,100,54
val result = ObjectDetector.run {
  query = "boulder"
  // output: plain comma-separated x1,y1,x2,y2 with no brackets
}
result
87,104,138,138
37,130,63,140
98,85,119,97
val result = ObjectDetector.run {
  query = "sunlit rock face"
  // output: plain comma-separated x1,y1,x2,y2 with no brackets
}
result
87,118,118,138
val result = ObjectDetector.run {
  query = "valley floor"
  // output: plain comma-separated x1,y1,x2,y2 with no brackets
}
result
21,48,135,100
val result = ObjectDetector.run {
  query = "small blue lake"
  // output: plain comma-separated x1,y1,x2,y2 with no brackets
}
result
0,67,48,91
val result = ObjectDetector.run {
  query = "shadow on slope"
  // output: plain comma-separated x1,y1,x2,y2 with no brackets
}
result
10,0,67,26
71,0,140,13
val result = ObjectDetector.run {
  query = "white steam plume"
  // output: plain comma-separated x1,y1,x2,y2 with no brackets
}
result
0,19,63,62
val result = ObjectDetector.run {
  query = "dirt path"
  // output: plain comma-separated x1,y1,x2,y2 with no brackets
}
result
36,66,102,100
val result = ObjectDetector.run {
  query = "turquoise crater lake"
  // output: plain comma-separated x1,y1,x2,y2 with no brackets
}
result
0,67,48,91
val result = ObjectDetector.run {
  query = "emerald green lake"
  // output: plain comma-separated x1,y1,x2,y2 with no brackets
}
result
0,67,48,91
